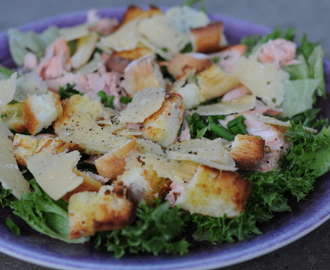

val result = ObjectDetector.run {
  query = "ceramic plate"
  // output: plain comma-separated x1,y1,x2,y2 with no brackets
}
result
0,6,330,270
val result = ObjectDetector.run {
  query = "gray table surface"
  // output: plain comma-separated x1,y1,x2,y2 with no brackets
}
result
0,1,330,269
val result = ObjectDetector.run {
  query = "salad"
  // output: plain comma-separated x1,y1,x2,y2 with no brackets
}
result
1,2,330,259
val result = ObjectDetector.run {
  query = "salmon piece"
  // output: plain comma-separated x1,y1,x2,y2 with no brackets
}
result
210,44,247,73
36,38,71,80
255,38,300,68
23,52,38,70
221,84,251,102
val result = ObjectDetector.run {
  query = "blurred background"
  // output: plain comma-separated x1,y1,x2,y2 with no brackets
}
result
0,0,330,269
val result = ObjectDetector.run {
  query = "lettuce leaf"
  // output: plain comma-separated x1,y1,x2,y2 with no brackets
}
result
280,79,320,118
191,123,330,243
8,26,60,66
93,200,190,258
10,179,88,244
0,182,15,208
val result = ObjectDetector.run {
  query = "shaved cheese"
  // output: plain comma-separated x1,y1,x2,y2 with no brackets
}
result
27,148,83,200
252,114,317,133
0,72,17,107
0,123,30,199
141,153,197,185
165,6,210,33
74,52,104,75
98,19,140,52
59,24,90,41
192,95,256,115
167,138,236,171
118,87,165,123
15,72,47,102
137,14,189,57
136,138,166,157
174,83,203,110
57,113,130,155
71,32,99,69
233,55,289,107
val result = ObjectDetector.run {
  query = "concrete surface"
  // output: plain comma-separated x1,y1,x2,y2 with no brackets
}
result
0,0,330,269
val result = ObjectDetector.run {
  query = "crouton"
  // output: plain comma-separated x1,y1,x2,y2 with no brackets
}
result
12,134,39,166
61,168,102,201
95,139,138,179
68,182,137,239
111,46,155,60
118,152,172,205
123,55,165,96
230,134,265,171
23,91,62,135
141,93,184,147
175,165,251,218
0,102,26,133
167,52,212,78
190,21,228,53
197,64,239,102
12,133,80,167
118,5,162,28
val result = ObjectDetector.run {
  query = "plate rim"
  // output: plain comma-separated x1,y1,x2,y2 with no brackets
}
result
1,6,330,270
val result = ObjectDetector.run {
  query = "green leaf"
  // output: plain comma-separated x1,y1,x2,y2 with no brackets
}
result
11,179,88,244
93,200,190,258
8,26,60,66
280,79,320,118
307,45,325,97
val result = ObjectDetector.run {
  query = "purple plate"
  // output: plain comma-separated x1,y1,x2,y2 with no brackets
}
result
1,6,330,270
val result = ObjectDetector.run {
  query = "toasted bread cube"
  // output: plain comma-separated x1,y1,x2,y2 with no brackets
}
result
141,93,184,147
23,91,62,135
118,5,162,28
197,64,239,102
34,135,80,155
123,55,165,96
95,139,138,179
118,152,172,205
167,52,212,78
12,133,80,167
175,165,251,218
68,182,137,239
111,46,155,61
190,21,227,53
0,102,26,133
12,134,39,166
62,168,102,201
230,134,265,171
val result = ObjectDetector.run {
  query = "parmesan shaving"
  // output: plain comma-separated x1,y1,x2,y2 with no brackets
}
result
0,123,30,199
167,138,236,171
192,95,256,116
0,72,17,107
27,148,83,200
118,87,165,123
233,55,289,107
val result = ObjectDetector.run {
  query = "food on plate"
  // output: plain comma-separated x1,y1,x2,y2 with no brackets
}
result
1,2,330,258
